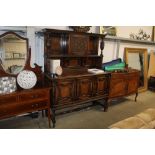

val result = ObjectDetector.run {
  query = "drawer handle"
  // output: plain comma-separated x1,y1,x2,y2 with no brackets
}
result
31,95,35,99
31,94,40,99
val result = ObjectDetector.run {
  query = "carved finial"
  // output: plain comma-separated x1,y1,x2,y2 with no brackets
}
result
100,37,104,57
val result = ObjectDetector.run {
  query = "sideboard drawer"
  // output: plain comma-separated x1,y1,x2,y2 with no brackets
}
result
19,90,48,102
0,101,48,119
0,96,17,105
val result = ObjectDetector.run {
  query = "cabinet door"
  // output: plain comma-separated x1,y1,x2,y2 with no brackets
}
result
94,75,109,96
69,34,89,55
55,79,75,105
77,77,93,100
109,74,127,98
127,72,139,94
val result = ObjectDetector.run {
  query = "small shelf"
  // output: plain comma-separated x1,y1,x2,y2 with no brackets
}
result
5,58,25,60
105,36,155,45
46,55,102,58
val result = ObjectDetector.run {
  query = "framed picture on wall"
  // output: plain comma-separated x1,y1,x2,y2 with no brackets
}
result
20,53,26,58
5,52,13,59
100,26,117,36
13,53,20,59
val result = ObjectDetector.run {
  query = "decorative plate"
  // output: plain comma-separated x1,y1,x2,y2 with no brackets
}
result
55,66,63,76
17,70,37,89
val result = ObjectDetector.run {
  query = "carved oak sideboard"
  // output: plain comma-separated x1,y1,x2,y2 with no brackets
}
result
109,69,140,101
43,29,111,127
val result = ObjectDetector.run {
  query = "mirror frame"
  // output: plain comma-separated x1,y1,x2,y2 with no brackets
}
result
124,47,148,92
0,31,28,77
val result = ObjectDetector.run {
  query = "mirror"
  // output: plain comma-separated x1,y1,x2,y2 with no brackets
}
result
124,48,148,92
0,32,27,74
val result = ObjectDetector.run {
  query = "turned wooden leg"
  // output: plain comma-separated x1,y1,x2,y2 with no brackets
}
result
51,109,56,128
135,92,138,102
42,110,45,117
48,109,51,128
104,98,109,112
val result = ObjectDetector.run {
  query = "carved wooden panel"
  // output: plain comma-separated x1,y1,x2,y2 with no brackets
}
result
85,57,102,68
69,35,88,55
88,37,99,55
127,73,139,94
109,71,139,99
77,77,93,100
55,79,75,105
109,79,127,98
94,76,109,96
61,58,82,68
47,36,62,55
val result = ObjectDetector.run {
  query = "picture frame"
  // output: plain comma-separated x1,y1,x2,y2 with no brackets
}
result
13,53,20,59
20,53,26,59
5,52,13,59
124,48,148,92
152,26,155,41
100,26,117,36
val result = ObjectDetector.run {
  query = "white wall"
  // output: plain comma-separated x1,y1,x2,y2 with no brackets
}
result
116,26,152,39
103,26,154,63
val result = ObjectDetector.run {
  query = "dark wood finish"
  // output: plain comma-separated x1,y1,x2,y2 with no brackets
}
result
44,29,110,127
0,86,51,127
148,75,155,91
109,69,140,102
0,32,51,128
44,29,105,73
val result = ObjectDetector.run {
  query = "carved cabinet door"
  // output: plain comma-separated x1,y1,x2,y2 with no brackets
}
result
55,79,75,105
69,34,89,55
94,75,109,96
109,73,127,98
127,72,139,94
76,77,93,100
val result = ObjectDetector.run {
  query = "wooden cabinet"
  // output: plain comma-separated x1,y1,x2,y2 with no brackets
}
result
44,29,109,127
50,73,111,123
55,79,75,105
94,75,109,96
0,87,52,127
109,70,139,101
77,77,93,100
127,72,139,94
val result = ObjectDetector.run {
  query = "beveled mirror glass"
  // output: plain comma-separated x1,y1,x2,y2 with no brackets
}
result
124,48,148,92
0,32,27,74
